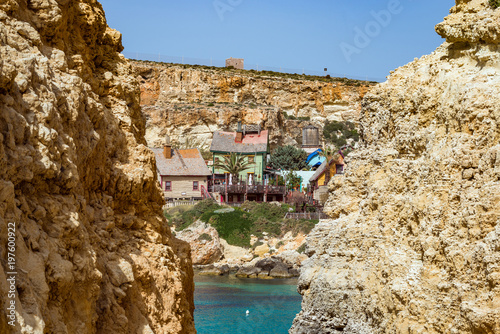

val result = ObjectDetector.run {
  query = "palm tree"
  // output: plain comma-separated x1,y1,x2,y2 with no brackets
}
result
318,145,340,184
213,153,255,185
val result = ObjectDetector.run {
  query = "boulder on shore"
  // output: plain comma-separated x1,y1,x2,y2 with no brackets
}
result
176,220,223,265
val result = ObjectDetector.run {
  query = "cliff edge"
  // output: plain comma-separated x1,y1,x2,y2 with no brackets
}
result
291,1,500,333
0,1,194,333
132,61,372,149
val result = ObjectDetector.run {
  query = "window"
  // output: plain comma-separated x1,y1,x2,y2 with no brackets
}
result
248,155,255,163
193,181,199,191
336,164,344,175
247,173,255,185
165,181,172,191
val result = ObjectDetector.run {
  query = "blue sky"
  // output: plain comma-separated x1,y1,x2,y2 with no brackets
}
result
99,0,454,82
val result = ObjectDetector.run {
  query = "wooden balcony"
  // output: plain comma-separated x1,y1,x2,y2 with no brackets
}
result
267,185,286,194
247,185,265,194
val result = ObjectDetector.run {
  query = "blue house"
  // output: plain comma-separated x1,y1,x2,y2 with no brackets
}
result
306,149,326,169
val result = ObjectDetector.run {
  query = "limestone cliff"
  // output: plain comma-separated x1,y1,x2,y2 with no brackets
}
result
291,1,500,333
0,1,194,333
132,61,373,149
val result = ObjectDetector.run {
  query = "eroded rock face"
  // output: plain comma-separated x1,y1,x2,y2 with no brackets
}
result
291,1,500,333
132,61,372,149
175,220,223,265
0,1,194,333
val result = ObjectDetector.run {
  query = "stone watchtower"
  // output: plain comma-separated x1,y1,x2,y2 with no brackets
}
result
225,57,244,70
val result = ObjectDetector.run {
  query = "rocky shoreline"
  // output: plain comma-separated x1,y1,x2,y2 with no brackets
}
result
176,220,308,279
195,255,302,279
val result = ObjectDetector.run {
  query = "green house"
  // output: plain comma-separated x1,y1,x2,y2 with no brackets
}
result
210,126,269,185
208,125,286,203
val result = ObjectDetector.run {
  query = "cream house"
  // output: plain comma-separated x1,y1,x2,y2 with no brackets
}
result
151,145,212,201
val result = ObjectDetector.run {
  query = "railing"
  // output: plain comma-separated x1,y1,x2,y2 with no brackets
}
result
247,185,265,194
227,184,246,193
163,199,199,208
267,185,286,194
200,185,215,201
285,212,329,220
211,184,286,195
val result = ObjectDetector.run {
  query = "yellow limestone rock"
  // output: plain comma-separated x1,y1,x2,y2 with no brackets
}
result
0,1,195,333
254,244,271,257
291,1,500,333
132,61,373,149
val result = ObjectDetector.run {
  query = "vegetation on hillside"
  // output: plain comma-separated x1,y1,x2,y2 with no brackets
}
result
282,111,311,122
490,0,500,8
323,120,359,150
165,199,319,248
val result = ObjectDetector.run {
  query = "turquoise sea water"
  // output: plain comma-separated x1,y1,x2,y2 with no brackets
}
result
194,274,302,334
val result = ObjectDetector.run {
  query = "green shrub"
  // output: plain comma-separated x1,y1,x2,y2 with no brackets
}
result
202,208,253,248
297,243,306,254
282,112,297,120
250,217,281,238
281,203,294,213
286,171,302,191
198,233,213,242
490,0,500,8
173,199,220,231
168,200,319,248
207,102,215,106
323,120,359,150
241,201,288,222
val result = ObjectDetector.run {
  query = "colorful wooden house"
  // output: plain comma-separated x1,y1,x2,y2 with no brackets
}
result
306,149,326,169
210,124,269,185
151,145,212,201
309,155,345,204
209,124,285,203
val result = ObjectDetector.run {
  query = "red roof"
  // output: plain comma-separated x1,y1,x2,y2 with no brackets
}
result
210,130,269,153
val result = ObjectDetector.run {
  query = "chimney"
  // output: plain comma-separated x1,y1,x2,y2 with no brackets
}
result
163,135,172,159
235,121,243,142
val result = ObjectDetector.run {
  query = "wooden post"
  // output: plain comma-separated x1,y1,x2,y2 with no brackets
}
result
225,173,228,203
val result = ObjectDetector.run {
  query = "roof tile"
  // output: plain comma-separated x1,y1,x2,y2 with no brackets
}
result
151,147,212,176
210,130,269,153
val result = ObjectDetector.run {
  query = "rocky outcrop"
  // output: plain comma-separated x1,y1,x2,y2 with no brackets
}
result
132,61,373,149
175,221,223,265
188,227,307,279
0,1,194,333
292,1,500,333
196,256,300,279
